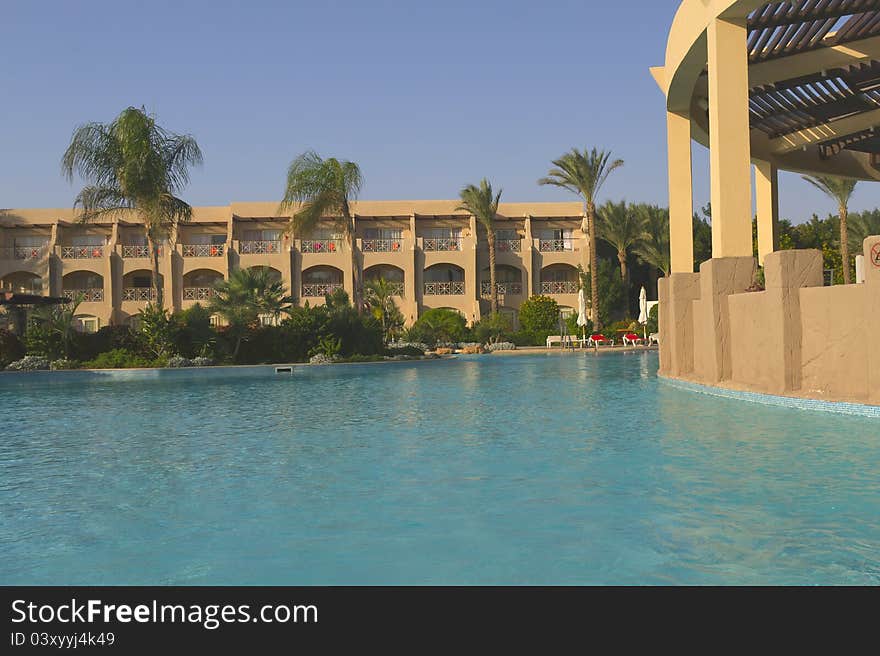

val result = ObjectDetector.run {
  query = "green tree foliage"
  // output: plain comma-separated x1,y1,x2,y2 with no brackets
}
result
802,175,857,284
596,200,644,285
61,107,202,308
25,296,83,359
209,267,289,361
633,204,670,277
137,303,175,359
579,260,627,328
538,147,623,330
517,295,560,334
693,203,713,268
0,329,25,367
405,308,468,347
278,151,365,310
364,278,405,344
473,312,511,345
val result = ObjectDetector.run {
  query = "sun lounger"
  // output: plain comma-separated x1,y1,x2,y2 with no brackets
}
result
587,333,614,347
622,332,645,346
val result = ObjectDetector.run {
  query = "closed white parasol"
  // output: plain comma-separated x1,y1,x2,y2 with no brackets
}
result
576,287,588,341
638,286,648,339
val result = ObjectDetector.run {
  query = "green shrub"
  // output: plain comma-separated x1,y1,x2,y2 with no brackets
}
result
473,312,511,345
50,358,78,370
5,355,49,371
405,308,468,346
386,345,424,357
75,325,145,362
171,304,216,358
518,295,560,334
579,260,627,327
81,348,156,369
646,304,658,335
0,329,25,367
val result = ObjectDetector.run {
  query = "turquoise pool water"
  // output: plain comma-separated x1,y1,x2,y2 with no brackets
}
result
2,352,878,585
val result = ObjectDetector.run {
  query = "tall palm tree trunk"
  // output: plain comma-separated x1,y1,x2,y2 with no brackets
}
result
345,209,362,312
587,202,600,330
147,231,163,308
617,250,627,283
487,229,498,314
840,203,851,284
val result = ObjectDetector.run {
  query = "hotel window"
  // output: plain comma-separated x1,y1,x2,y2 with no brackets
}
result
190,234,226,245
244,229,281,242
131,275,152,288
496,229,518,241
423,228,462,251
539,228,573,251
71,234,107,246
364,228,402,240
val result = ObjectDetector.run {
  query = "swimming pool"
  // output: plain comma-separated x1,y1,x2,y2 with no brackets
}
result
2,352,878,585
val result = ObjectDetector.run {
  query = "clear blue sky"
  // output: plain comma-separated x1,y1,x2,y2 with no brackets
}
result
3,0,879,222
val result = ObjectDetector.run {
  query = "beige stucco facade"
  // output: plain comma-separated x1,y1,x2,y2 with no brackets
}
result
0,201,589,330
655,1,880,405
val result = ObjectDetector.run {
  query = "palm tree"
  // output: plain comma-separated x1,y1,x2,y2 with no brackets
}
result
30,295,84,359
365,278,404,344
248,267,289,322
847,209,880,256
61,107,202,308
456,179,502,313
209,267,288,360
279,151,365,310
802,175,858,284
596,200,644,286
538,148,623,330
633,204,671,277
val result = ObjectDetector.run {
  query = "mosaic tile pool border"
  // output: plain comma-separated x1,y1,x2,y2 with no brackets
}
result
662,377,880,418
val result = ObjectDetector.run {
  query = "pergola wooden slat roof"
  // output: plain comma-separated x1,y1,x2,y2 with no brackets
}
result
747,0,880,63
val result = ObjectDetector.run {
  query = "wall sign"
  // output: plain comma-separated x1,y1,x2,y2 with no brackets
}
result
872,242,880,268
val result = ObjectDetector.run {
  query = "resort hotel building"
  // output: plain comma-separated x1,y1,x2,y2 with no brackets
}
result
0,201,589,331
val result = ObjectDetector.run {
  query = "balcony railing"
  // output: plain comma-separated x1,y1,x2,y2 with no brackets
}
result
422,238,461,252
182,243,225,257
362,238,403,253
63,288,104,302
424,281,465,295
494,239,521,253
302,282,343,297
301,239,341,254
61,245,104,259
239,240,282,254
540,281,579,294
121,245,162,258
183,287,216,301
1,245,48,260
481,281,523,296
539,239,573,252
379,282,405,296
122,287,156,301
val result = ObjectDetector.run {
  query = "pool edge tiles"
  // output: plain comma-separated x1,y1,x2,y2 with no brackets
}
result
662,377,880,418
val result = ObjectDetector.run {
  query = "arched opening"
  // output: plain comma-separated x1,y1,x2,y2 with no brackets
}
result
247,266,282,284
1,271,43,295
301,265,344,297
183,269,223,301
122,269,161,302
423,263,465,295
480,264,523,297
63,271,104,302
364,264,405,296
540,264,579,295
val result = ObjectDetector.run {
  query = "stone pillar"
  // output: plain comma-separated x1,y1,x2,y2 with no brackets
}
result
864,236,880,403
48,222,61,296
523,215,534,298
692,256,755,383
707,17,753,259
667,111,694,273
662,271,701,377
755,160,779,266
